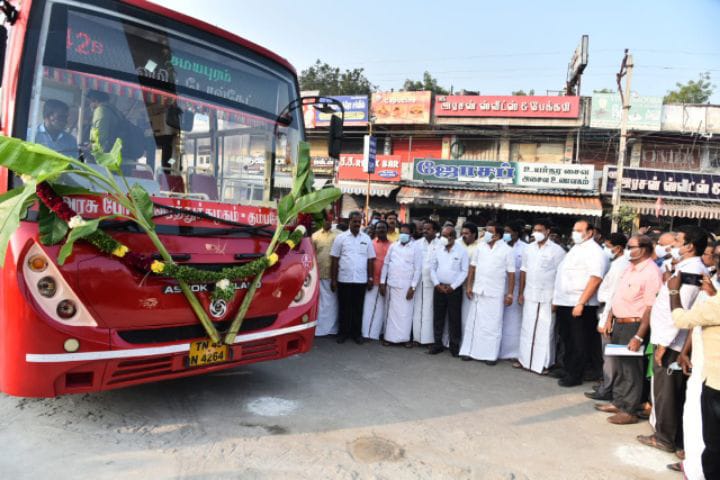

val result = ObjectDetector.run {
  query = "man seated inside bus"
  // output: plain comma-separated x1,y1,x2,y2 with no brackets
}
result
34,99,78,157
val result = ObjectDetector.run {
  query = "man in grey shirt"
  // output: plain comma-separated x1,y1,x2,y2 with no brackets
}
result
34,99,78,157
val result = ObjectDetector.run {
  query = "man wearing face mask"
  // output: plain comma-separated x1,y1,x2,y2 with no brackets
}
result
312,211,339,336
552,219,609,387
362,221,392,341
380,224,423,346
413,220,442,346
516,219,566,374
460,221,515,364
428,227,469,356
460,222,480,334
596,235,662,425
639,225,709,455
500,221,528,361
653,232,677,276
588,233,630,401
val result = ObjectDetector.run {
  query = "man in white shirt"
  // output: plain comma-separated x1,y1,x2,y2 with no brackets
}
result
586,232,630,401
380,224,422,346
500,221,528,360
638,225,709,455
460,221,515,364
428,226,469,356
552,219,608,387
516,218,566,374
459,222,480,335
413,220,441,345
330,211,376,345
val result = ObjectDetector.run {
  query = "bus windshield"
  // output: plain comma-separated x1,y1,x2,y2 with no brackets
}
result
24,2,300,204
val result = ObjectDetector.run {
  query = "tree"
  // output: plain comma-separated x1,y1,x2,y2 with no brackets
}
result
593,88,615,94
663,72,715,104
299,60,375,96
511,89,535,96
403,71,449,95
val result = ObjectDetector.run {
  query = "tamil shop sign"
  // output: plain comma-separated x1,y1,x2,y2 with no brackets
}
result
310,95,369,128
371,91,432,124
602,166,720,202
413,159,594,190
590,93,663,130
338,154,402,182
434,95,580,119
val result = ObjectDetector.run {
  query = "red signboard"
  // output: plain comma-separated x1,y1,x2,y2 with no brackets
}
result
337,154,402,182
434,95,580,118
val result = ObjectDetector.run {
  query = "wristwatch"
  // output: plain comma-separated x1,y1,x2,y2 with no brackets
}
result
668,289,680,296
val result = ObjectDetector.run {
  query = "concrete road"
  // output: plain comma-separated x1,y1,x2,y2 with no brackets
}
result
0,338,680,479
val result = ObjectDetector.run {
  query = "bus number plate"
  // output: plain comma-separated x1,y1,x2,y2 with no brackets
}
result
188,340,229,367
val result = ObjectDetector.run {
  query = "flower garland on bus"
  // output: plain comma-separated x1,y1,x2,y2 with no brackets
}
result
0,134,340,344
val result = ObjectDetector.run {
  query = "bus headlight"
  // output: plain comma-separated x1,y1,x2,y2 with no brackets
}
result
37,277,57,298
290,262,317,308
57,300,77,319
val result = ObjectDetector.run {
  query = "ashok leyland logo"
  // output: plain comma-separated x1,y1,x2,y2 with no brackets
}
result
209,299,228,318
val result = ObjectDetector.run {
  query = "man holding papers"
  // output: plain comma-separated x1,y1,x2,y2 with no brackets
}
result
596,235,662,425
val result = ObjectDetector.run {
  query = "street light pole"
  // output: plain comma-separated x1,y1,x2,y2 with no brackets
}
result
611,50,633,233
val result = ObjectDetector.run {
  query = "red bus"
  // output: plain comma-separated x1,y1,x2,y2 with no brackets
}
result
0,0,325,397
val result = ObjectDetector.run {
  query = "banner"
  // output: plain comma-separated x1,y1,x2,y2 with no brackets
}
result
371,91,432,124
590,93,663,130
435,95,580,119
314,95,368,127
310,156,335,176
338,154,402,182
602,165,720,202
413,159,594,190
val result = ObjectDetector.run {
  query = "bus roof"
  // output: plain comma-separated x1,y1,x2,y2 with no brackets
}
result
121,0,297,75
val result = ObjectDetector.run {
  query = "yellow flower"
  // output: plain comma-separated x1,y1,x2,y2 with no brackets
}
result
286,239,296,250
268,253,279,267
111,245,129,258
150,260,165,273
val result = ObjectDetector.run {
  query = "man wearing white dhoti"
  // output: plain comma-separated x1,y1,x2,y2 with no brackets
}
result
460,222,480,334
312,214,338,336
362,221,392,340
460,221,515,364
412,220,441,345
500,221,528,360
380,224,422,346
516,219,566,373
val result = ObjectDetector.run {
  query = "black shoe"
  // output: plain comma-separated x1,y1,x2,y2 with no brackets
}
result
584,391,612,401
548,369,567,379
427,346,444,355
450,349,460,358
558,377,582,387
461,356,472,361
583,372,602,382
336,336,347,344
354,337,365,345
592,384,600,392
485,360,498,366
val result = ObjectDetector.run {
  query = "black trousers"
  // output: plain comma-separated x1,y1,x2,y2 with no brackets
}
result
337,282,366,340
432,286,463,354
556,305,601,383
653,348,686,449
701,383,720,478
610,322,644,414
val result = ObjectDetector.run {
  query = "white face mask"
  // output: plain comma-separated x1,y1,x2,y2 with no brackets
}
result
571,231,585,245
439,236,449,247
483,231,494,243
655,244,669,258
603,246,616,259
670,247,682,260
532,232,546,243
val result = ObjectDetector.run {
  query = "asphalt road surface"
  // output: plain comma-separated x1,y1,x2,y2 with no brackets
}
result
0,337,680,479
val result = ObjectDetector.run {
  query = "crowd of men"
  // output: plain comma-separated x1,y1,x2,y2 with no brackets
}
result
312,211,720,479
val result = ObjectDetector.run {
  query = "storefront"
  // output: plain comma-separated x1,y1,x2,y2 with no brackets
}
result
336,153,402,218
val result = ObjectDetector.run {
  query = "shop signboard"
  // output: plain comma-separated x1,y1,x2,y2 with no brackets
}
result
602,165,720,202
316,95,369,127
338,154,401,182
590,93,663,130
413,159,595,190
310,156,335,176
434,95,580,119
371,91,432,124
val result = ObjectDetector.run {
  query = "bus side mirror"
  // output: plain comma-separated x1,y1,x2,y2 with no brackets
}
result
328,114,343,159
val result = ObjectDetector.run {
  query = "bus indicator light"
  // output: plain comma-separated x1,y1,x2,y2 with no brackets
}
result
28,255,48,272
37,277,57,298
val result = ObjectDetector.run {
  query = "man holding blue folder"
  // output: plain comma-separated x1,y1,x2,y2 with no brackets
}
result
596,235,662,425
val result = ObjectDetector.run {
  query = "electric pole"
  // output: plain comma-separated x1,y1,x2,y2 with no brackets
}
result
610,49,633,233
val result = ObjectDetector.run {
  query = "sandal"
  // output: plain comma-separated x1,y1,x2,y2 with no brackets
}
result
512,361,523,369
666,462,682,472
381,340,392,347
637,434,674,453
404,342,414,348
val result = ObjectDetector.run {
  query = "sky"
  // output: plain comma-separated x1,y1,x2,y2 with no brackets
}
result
161,0,720,102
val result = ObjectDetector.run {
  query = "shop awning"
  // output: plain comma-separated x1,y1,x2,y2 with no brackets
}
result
397,187,603,217
338,181,399,197
274,177,329,190
621,199,720,220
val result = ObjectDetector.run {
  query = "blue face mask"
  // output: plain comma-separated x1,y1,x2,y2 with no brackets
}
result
483,231,493,243
399,233,410,244
502,233,512,243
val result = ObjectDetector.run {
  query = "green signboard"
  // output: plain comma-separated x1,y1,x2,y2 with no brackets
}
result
590,93,662,131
